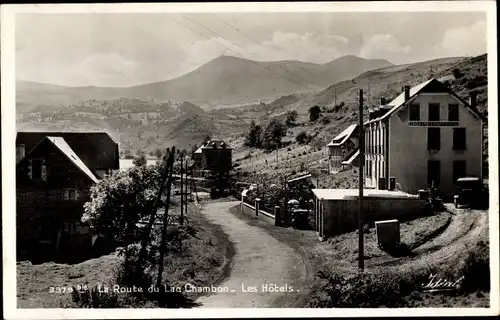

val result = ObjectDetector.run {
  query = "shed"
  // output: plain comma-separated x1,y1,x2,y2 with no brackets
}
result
311,188,425,238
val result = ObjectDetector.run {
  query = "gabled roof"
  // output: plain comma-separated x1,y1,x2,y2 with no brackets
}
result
47,137,99,183
364,78,485,125
341,149,360,165
194,146,203,154
18,136,99,183
16,132,119,170
327,124,358,147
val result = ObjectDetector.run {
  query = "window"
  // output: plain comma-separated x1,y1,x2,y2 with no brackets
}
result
66,189,78,200
453,160,466,184
16,145,25,163
427,160,441,187
427,128,441,150
409,104,420,121
31,159,42,179
448,104,459,121
453,128,466,150
428,103,440,121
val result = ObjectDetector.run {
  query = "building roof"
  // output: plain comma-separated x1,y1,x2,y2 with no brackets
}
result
201,140,232,150
18,136,99,183
287,173,312,184
364,78,485,125
341,149,360,165
16,132,119,170
194,146,204,154
327,124,358,147
312,188,418,200
46,137,99,183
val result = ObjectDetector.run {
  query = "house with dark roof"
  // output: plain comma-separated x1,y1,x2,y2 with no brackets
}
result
326,124,360,173
15,132,119,260
193,140,232,177
363,78,484,199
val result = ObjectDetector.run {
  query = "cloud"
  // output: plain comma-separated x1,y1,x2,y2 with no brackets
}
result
179,31,350,74
435,21,486,57
61,52,139,87
359,34,411,62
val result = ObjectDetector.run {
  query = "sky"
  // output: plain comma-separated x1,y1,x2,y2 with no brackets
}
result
15,11,487,87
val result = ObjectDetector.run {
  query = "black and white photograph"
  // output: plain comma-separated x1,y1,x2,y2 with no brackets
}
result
1,1,498,318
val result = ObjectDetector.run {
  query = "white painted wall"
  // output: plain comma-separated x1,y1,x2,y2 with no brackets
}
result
389,93,482,199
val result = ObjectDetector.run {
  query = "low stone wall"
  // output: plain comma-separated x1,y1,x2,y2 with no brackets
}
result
240,199,279,226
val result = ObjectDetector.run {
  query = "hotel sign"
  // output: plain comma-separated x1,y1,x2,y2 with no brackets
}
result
408,121,460,127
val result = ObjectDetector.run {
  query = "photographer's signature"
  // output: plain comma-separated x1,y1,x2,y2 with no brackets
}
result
421,274,464,292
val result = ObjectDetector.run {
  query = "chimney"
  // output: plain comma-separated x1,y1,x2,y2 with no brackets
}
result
380,98,386,105
403,85,410,101
469,91,478,109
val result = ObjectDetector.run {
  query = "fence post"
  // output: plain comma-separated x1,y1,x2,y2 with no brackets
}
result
241,195,245,213
274,206,280,226
255,198,261,217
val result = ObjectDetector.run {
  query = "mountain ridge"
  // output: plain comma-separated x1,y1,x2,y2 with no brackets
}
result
17,54,394,112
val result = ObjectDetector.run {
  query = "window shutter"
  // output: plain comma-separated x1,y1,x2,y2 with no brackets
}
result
28,160,33,179
41,160,47,181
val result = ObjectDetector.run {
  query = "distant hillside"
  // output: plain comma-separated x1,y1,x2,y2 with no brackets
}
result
227,53,488,179
17,97,247,153
230,55,485,141
16,55,393,113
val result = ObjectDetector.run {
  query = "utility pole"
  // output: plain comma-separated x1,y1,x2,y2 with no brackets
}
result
157,146,176,288
184,159,188,222
179,157,184,225
358,89,365,272
136,147,173,273
368,81,371,106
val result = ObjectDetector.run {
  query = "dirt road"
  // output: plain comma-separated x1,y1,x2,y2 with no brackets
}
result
196,201,307,308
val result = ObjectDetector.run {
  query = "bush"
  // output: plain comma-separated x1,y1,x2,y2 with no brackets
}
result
308,105,322,122
459,240,490,293
452,68,464,79
310,271,415,308
296,131,312,145
285,110,298,126
71,285,121,308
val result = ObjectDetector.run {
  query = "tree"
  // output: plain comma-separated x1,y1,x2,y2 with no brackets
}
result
82,162,164,245
244,120,263,148
296,131,311,145
189,144,199,159
154,148,163,159
285,110,298,126
123,149,134,159
261,118,286,151
309,105,322,122
133,150,147,167
202,134,211,145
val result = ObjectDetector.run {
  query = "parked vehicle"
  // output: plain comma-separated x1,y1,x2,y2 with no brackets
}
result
454,177,488,209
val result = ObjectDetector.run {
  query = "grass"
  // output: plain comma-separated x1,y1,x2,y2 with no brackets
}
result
17,254,121,308
159,202,235,302
16,202,234,308
323,211,452,266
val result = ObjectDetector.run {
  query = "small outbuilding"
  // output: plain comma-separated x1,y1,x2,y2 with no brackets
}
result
312,188,425,238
